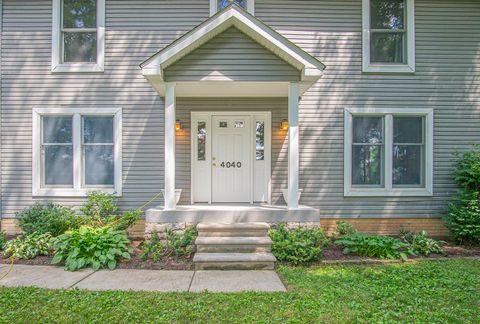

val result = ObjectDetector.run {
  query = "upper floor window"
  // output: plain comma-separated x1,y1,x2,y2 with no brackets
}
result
344,107,433,197
32,107,122,197
210,0,254,16
52,0,105,73
362,0,415,73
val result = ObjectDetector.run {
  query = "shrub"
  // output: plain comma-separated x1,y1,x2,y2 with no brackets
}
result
110,209,142,231
399,230,445,256
81,192,119,226
446,191,480,245
269,223,328,265
335,234,409,260
335,221,356,236
140,227,197,262
3,233,53,259
0,231,6,250
452,145,480,193
52,226,133,271
16,203,81,236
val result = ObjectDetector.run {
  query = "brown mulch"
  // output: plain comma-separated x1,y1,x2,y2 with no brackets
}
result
0,239,478,270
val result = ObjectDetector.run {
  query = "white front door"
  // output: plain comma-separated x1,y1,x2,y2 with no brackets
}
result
191,112,271,204
211,115,251,202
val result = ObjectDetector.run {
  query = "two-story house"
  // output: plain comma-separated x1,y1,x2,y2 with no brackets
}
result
0,0,478,238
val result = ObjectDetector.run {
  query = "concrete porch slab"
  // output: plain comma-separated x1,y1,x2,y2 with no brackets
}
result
189,270,286,292
74,269,194,292
146,204,320,223
0,265,93,289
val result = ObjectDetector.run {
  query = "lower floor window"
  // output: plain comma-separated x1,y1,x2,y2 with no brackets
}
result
33,107,122,196
344,108,433,196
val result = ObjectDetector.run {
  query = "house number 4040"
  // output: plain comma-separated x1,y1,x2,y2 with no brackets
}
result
220,161,242,168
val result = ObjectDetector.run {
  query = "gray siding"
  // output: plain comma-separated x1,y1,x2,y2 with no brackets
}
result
1,0,479,220
164,27,300,82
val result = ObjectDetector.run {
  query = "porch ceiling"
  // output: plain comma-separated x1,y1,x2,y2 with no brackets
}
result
140,5,325,97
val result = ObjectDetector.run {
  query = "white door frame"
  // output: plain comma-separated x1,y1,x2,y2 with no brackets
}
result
191,111,272,205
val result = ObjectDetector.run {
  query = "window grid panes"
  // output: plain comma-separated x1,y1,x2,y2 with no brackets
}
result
256,121,265,161
393,116,425,187
370,0,406,64
82,116,115,186
197,121,206,161
218,0,247,11
41,116,74,187
352,116,384,186
61,0,97,63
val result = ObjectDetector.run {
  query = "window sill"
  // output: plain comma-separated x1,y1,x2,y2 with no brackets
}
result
52,63,104,73
362,64,415,74
33,188,121,197
344,188,432,197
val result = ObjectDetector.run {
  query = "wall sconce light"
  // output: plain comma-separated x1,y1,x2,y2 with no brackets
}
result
280,119,288,130
175,120,182,131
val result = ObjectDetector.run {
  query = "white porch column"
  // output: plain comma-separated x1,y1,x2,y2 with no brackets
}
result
288,82,299,209
164,82,176,210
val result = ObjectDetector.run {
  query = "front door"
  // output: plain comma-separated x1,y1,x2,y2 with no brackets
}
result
211,115,251,202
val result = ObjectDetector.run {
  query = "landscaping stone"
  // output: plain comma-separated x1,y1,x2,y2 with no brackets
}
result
74,269,194,292
0,265,93,289
190,270,286,292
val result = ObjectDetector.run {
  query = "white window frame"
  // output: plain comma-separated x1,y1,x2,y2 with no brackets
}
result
362,0,415,73
52,0,105,73
344,107,433,197
33,107,122,197
210,0,254,16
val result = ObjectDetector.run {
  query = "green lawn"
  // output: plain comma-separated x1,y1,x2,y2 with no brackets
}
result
0,259,479,323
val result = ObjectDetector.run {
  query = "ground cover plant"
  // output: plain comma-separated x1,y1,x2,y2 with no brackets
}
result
3,233,53,260
335,233,410,260
269,223,328,265
400,229,445,256
140,227,197,262
16,203,81,237
0,260,478,323
52,226,133,271
445,145,480,244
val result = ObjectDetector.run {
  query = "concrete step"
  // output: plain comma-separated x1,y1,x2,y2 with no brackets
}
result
193,252,276,270
197,222,270,237
195,236,272,253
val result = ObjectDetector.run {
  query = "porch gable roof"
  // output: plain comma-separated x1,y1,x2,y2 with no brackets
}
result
140,5,325,86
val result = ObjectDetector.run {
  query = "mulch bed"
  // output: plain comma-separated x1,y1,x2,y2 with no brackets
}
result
1,240,478,270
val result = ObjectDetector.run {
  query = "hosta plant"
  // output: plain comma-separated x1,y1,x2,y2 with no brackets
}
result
3,232,53,259
335,220,356,237
335,234,410,260
400,230,445,256
52,226,133,271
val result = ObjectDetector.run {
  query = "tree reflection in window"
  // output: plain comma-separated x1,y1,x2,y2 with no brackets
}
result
218,0,247,11
197,121,206,161
256,121,264,161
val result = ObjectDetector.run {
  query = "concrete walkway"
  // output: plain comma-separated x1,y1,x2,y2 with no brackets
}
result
0,264,286,292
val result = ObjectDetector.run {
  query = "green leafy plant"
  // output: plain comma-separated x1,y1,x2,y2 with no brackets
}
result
140,227,197,262
446,191,480,245
335,234,410,260
399,230,445,256
111,209,142,231
0,231,7,250
3,233,53,259
52,226,133,271
16,203,81,236
269,223,328,265
81,192,119,226
452,145,480,193
335,220,356,236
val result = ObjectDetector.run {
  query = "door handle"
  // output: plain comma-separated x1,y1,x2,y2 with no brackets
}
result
212,163,217,167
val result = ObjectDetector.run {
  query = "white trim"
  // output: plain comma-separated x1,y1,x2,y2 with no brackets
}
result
210,2,255,16
191,111,271,205
362,0,415,73
141,6,324,83
344,107,433,197
164,83,177,210
51,0,105,73
32,107,122,197
288,83,299,209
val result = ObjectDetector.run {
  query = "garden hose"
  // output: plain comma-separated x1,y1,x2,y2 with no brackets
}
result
0,257,14,281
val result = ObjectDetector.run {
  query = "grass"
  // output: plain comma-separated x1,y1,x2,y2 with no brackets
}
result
0,259,479,323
